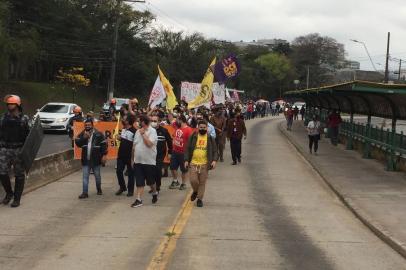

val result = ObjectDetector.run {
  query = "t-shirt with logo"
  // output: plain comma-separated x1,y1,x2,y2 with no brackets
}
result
173,126,194,154
191,134,208,165
117,127,136,161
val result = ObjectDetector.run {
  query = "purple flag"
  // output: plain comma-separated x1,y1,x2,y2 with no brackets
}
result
214,54,241,84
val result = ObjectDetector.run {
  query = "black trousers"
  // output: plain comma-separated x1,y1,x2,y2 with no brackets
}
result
308,135,320,152
116,158,134,194
230,138,242,162
154,160,163,191
0,175,25,202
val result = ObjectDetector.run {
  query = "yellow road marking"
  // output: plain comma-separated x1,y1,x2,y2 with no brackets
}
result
147,190,194,270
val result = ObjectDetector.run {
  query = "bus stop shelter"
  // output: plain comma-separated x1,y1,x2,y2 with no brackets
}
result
284,81,406,171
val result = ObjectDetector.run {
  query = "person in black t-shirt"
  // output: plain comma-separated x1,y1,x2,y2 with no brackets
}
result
115,115,137,196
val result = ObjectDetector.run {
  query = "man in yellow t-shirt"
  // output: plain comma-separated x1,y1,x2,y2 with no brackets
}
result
184,120,218,207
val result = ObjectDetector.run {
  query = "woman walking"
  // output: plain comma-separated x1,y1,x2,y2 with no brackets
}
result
307,115,321,155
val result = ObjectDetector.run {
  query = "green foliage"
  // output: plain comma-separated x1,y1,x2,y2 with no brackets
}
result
256,53,293,81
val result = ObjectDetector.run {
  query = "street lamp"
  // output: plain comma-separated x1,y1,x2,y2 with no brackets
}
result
350,39,378,72
108,0,146,100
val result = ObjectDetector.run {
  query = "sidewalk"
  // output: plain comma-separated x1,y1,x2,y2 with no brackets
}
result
280,120,406,258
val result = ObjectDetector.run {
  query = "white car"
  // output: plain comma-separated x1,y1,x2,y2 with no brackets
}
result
35,102,78,131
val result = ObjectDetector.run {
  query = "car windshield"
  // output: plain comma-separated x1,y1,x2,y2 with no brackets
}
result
41,105,69,113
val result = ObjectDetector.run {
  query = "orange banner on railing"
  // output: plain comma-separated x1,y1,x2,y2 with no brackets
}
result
73,121,123,160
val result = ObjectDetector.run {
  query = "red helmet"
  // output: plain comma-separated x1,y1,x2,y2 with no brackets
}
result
110,98,116,104
73,106,82,113
4,95,21,106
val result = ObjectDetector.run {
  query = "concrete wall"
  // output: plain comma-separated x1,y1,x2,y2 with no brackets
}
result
25,149,81,193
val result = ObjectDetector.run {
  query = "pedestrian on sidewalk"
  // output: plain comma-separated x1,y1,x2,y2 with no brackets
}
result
150,114,172,193
131,115,159,208
75,119,108,199
0,95,30,208
185,120,218,207
169,115,194,190
307,115,321,155
115,115,136,197
285,106,294,131
227,111,247,165
327,110,342,146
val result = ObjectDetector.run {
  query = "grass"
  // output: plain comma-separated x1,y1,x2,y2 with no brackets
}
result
0,81,105,116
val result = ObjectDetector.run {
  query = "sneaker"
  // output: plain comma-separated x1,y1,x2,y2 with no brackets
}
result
237,157,241,163
196,199,203,207
78,193,88,199
148,189,153,194
131,199,143,208
190,192,198,202
10,200,20,208
115,188,126,196
231,161,237,165
97,189,103,195
169,181,180,189
152,194,158,204
179,183,187,190
2,193,13,205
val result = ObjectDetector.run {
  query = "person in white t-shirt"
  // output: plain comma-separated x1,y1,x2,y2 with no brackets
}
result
131,115,158,208
307,115,321,155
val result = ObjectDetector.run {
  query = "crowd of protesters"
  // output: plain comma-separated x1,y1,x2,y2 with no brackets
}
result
70,98,254,208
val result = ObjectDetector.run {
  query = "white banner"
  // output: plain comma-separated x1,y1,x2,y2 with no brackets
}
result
181,82,225,108
149,75,167,109
226,88,242,102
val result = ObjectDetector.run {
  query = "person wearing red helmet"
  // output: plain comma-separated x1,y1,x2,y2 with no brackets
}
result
0,95,30,207
107,98,118,121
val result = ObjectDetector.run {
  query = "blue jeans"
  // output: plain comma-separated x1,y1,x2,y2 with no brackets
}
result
82,165,101,193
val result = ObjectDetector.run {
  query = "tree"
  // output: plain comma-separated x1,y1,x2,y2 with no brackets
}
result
291,33,345,88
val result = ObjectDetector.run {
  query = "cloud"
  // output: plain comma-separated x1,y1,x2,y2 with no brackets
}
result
136,0,406,70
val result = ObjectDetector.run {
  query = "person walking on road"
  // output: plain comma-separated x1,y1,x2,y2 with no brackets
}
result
151,114,172,193
210,108,227,162
131,115,159,208
227,112,247,165
307,115,321,155
115,115,136,196
169,115,194,190
285,106,294,131
300,106,306,120
327,110,342,146
184,120,218,207
75,119,108,199
0,95,30,208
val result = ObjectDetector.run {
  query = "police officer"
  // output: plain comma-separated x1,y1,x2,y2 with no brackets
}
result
0,95,30,207
67,106,83,146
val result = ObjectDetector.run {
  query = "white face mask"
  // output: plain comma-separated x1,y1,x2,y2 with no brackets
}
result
151,122,158,128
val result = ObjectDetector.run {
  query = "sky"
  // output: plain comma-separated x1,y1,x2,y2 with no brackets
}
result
131,0,406,72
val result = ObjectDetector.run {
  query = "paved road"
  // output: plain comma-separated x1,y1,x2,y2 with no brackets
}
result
169,117,406,269
37,133,71,158
0,117,405,269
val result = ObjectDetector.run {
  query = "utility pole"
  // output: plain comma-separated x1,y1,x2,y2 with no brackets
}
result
398,59,402,81
108,0,146,100
306,66,310,89
384,32,391,83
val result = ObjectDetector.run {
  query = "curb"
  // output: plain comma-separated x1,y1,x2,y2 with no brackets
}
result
278,121,406,260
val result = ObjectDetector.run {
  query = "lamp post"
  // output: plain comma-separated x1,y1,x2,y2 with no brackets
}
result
108,0,146,100
350,39,378,72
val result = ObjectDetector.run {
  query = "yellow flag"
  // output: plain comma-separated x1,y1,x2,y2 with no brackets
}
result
113,113,121,148
188,57,216,109
158,65,178,110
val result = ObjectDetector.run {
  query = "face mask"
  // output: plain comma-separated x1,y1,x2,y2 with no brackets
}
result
85,127,92,132
151,122,158,128
199,129,207,135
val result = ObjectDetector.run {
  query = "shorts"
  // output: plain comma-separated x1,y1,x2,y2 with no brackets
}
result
170,152,187,173
0,148,25,177
134,163,156,187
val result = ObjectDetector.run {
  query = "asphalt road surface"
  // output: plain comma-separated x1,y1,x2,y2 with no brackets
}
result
0,117,405,270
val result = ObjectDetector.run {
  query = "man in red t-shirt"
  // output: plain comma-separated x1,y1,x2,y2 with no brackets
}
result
169,115,194,190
